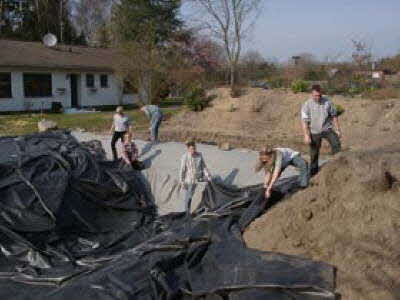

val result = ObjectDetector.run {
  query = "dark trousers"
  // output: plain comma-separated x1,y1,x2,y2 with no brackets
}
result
111,131,126,161
310,129,341,175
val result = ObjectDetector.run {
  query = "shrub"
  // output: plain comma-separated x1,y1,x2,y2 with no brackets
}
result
335,104,345,116
268,77,286,89
251,96,265,112
228,103,237,112
184,86,213,112
230,86,243,98
291,80,309,93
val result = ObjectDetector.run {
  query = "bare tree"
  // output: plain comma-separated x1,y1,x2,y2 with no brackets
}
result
71,0,112,45
190,0,263,89
351,39,373,70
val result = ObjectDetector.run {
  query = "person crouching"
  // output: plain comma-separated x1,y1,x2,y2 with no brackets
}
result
256,146,309,200
179,141,212,214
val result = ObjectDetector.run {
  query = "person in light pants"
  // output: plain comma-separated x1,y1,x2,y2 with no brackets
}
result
179,141,212,214
140,105,163,142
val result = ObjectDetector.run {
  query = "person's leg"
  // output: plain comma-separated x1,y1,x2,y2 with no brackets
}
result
291,155,309,188
184,184,196,214
151,115,162,142
111,132,119,161
111,131,125,161
309,134,322,176
154,116,162,142
323,129,342,155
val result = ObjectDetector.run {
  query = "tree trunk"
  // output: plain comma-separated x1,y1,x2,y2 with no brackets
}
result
230,63,236,89
138,72,152,104
230,64,235,89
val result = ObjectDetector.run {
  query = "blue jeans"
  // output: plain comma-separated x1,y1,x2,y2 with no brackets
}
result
290,155,309,188
183,183,196,214
151,113,163,141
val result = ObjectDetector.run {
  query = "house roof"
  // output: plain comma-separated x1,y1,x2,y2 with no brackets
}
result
0,40,119,72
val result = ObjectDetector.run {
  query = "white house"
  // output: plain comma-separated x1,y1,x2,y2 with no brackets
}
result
0,39,137,112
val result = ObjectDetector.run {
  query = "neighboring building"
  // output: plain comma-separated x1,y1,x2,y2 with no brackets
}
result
0,39,137,112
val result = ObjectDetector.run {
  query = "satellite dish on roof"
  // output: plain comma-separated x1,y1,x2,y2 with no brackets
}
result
43,33,58,47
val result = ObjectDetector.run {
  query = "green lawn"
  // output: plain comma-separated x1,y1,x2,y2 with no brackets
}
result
0,108,180,136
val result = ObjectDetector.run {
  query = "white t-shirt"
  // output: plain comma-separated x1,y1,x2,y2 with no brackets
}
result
113,114,131,132
274,148,300,169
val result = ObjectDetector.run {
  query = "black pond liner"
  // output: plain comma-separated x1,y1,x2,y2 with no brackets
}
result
0,131,336,300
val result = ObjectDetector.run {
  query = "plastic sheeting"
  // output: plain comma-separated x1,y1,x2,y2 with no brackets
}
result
0,131,336,300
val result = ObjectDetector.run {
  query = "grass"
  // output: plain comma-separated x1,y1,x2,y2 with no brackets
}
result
0,108,180,136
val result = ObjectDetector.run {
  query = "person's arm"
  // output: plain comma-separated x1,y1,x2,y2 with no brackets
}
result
179,155,187,184
302,121,312,144
263,170,271,188
132,143,139,161
127,117,133,133
266,152,282,199
333,116,341,137
110,116,115,134
301,103,312,144
121,145,132,165
201,156,212,181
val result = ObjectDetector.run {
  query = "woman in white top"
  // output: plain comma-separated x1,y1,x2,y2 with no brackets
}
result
255,146,309,199
109,106,132,161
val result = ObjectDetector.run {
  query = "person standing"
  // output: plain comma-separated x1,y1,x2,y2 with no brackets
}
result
301,85,342,175
110,106,132,161
256,147,309,199
179,141,212,214
140,104,163,142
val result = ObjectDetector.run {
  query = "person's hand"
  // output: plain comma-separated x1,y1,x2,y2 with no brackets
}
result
335,129,342,138
304,134,312,145
207,176,212,182
265,187,272,199
181,182,187,190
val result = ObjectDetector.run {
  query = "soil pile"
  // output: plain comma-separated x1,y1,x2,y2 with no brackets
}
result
165,88,400,152
243,148,400,300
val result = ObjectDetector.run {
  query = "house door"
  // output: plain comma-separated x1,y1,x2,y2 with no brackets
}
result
70,74,79,108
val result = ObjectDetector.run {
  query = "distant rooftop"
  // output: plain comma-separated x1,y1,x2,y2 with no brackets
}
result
0,39,119,72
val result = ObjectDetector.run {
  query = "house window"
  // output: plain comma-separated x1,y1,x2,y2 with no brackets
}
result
24,73,52,97
100,74,108,88
0,73,12,98
86,74,95,88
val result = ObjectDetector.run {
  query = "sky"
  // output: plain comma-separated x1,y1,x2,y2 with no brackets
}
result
181,0,400,62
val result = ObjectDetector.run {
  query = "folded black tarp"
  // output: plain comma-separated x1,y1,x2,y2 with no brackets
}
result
0,131,336,299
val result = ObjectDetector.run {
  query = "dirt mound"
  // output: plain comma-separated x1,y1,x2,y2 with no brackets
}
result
243,148,400,300
166,88,400,152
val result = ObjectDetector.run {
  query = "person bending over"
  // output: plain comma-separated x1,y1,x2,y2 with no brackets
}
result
256,146,309,200
179,141,212,214
140,104,163,143
110,106,132,161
